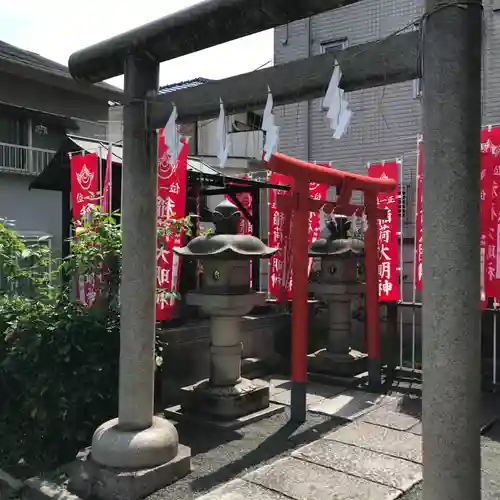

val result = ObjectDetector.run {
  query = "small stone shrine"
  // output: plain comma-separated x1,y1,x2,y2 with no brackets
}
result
166,199,282,426
308,215,367,380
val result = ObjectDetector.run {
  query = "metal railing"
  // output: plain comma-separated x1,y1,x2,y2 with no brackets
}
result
0,142,56,176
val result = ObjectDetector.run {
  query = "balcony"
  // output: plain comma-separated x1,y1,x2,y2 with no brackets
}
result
0,142,56,176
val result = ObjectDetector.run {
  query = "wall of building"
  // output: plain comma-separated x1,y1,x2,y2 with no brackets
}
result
0,72,109,139
274,0,424,184
197,114,263,160
0,172,62,258
274,0,500,203
0,71,111,259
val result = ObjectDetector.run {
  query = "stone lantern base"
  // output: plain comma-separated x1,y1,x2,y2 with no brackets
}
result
308,348,368,378
165,378,285,429
180,377,269,419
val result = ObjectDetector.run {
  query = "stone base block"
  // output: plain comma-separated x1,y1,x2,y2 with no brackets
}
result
164,402,285,430
179,377,270,421
68,446,191,500
308,348,368,377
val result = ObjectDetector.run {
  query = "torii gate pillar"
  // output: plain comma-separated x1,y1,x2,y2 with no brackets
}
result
267,154,396,422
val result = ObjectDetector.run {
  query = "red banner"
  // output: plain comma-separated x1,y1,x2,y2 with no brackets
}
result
481,126,500,303
70,153,99,306
268,172,293,300
481,151,493,309
308,179,329,278
268,174,327,300
368,161,400,302
414,141,423,291
156,134,188,321
415,129,500,307
70,153,98,221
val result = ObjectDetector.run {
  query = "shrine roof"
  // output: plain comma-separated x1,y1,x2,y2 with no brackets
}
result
29,134,288,194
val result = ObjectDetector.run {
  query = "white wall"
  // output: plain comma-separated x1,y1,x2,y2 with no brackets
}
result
108,105,123,143
197,116,263,159
0,173,62,257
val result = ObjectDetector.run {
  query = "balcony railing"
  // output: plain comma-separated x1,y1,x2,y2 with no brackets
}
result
0,142,56,176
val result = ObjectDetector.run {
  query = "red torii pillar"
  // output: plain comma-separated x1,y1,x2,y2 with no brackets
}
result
267,153,397,422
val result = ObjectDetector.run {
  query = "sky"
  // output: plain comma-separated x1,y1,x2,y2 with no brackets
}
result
0,0,274,88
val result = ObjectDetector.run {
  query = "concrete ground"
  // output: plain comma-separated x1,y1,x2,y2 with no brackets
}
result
153,374,500,500
147,408,343,500
400,421,500,500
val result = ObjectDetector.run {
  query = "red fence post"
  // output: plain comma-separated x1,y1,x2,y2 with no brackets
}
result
364,193,382,390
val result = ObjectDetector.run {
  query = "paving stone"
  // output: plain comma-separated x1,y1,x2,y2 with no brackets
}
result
266,376,291,396
244,457,400,500
407,393,499,437
325,421,422,463
270,389,327,408
197,479,290,500
360,396,421,431
481,436,500,500
308,390,397,421
408,422,422,435
293,439,422,491
304,382,346,398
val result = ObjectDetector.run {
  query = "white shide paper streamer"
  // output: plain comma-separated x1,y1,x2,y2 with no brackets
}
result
323,61,353,139
262,86,280,161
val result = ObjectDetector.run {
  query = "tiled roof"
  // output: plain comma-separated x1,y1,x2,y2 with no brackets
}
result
0,40,70,77
159,77,211,94
0,39,122,97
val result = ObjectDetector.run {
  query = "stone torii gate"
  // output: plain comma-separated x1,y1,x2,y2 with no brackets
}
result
68,1,483,500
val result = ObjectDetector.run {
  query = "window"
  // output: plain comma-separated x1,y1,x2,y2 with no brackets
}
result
321,38,348,54
0,115,29,146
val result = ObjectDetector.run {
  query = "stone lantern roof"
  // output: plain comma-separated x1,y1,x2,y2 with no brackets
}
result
309,215,364,257
174,199,277,259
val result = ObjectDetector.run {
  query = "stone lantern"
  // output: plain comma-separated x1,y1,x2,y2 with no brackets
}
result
307,215,367,379
170,199,279,423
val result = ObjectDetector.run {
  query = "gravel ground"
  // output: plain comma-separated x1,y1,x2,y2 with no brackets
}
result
147,408,345,500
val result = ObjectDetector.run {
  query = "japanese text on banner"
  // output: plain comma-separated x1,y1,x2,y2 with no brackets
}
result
268,172,293,301
368,161,400,302
417,132,499,307
481,127,500,303
156,132,188,321
480,151,494,309
70,153,99,307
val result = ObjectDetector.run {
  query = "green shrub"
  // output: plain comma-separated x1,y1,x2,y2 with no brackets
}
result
0,208,189,473
0,297,119,471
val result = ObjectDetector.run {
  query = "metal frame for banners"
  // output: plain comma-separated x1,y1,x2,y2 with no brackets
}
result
388,129,500,390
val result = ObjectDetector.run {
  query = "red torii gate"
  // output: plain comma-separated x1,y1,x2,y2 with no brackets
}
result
267,153,397,422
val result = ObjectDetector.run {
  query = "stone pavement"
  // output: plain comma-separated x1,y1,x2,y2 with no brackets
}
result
196,375,500,500
401,422,500,500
